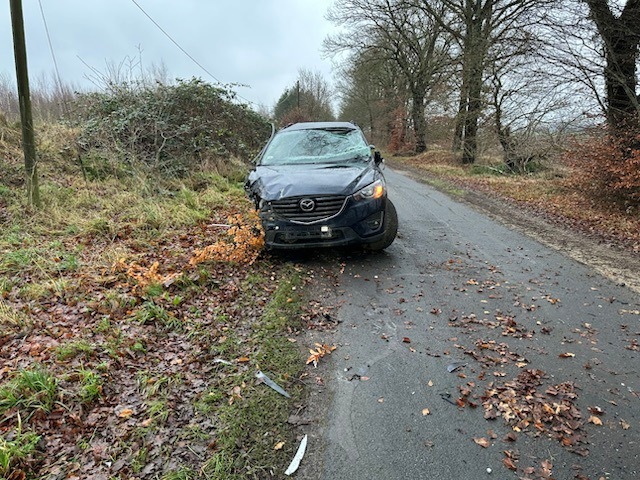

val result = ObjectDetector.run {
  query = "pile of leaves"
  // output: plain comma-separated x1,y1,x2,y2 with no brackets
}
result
482,369,589,456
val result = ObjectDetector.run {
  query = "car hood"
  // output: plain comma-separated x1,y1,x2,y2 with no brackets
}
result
247,163,378,200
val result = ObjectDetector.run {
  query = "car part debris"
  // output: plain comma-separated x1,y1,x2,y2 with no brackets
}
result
285,434,308,476
439,392,457,405
447,362,467,373
213,358,233,365
256,370,290,398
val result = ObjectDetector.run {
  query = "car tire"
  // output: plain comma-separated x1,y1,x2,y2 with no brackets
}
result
366,199,398,251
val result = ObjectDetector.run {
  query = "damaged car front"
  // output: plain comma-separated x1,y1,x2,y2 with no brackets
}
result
245,122,398,250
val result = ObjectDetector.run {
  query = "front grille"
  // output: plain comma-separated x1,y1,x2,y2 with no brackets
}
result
269,195,347,224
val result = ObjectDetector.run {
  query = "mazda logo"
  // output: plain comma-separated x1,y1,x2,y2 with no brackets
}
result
299,198,316,212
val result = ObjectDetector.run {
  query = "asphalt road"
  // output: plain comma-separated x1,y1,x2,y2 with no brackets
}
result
296,168,640,480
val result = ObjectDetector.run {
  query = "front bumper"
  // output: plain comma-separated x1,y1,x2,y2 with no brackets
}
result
260,197,387,249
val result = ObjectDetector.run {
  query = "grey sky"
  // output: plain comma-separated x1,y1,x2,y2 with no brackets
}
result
1,0,338,109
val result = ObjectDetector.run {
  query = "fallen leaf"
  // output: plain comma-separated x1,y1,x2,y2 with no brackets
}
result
589,416,603,426
503,457,517,471
422,408,431,416
306,343,337,367
559,352,576,358
427,380,434,387
237,356,250,363
378,397,384,403
118,408,133,419
620,420,630,430
274,441,285,450
140,418,153,427
473,437,490,448
402,337,411,343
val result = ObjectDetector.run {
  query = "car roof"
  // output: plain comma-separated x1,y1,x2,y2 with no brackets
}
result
280,121,359,132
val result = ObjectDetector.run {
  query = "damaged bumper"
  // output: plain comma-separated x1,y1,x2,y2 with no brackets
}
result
259,197,387,249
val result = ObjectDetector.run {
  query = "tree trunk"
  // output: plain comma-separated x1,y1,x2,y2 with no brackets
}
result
411,90,427,153
604,31,639,131
462,58,483,164
452,87,467,152
586,0,640,133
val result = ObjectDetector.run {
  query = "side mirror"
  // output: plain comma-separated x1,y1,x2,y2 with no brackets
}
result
374,151,383,165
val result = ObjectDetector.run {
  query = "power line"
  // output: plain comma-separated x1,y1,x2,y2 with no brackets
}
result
130,0,223,83
130,0,255,106
38,0,70,115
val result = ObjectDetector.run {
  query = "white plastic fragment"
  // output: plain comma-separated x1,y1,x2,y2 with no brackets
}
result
213,358,233,365
486,467,492,474
256,370,291,398
284,434,308,476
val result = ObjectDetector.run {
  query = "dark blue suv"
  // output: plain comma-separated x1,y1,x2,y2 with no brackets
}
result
245,122,397,250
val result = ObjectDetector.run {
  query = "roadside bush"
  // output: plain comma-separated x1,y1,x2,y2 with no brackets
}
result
565,128,640,206
74,78,271,176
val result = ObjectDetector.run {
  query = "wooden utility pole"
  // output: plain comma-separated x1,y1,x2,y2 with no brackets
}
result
10,0,41,207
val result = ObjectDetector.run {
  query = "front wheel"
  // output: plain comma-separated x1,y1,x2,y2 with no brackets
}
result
366,200,398,251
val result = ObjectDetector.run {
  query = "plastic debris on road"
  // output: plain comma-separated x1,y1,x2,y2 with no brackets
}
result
256,370,291,398
285,434,308,476
447,362,467,373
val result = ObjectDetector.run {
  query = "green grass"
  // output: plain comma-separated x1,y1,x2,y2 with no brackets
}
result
197,268,305,478
75,368,103,404
2,115,302,478
424,178,466,197
0,367,58,416
162,467,197,480
0,418,41,477
0,299,31,329
55,340,95,361
133,301,183,331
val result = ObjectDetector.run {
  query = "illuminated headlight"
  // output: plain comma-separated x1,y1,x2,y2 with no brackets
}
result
354,179,385,201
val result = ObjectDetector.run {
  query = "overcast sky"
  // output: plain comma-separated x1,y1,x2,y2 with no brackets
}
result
1,0,339,109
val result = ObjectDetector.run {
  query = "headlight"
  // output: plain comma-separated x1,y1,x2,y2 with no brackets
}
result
354,179,385,201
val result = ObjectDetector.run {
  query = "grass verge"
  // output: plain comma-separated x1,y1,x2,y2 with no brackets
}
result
200,269,305,479
1,140,308,478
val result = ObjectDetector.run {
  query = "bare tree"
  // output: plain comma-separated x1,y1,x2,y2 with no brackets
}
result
335,50,408,145
584,0,640,132
273,69,334,125
325,0,452,153
489,52,577,172
414,0,555,163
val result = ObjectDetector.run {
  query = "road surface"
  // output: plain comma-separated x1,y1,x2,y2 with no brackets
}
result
296,168,639,480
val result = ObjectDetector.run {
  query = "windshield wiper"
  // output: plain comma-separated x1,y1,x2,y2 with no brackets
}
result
321,164,353,169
